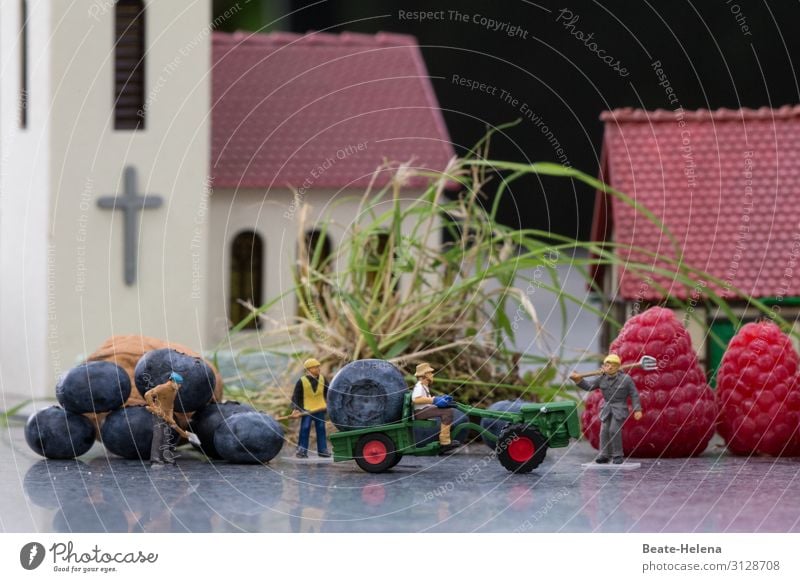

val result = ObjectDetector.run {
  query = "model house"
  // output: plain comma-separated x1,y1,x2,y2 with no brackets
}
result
0,0,454,397
591,105,800,375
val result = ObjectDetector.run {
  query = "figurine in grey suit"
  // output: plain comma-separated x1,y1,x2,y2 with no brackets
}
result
570,354,643,464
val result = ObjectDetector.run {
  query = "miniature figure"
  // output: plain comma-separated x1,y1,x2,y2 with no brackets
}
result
144,372,197,466
291,358,330,458
570,354,643,464
411,363,460,453
327,358,579,473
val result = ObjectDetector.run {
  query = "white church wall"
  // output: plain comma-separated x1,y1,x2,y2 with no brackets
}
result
0,0,52,399
207,186,439,347
43,0,211,396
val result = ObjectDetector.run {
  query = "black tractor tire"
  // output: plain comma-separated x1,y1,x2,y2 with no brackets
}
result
496,424,548,473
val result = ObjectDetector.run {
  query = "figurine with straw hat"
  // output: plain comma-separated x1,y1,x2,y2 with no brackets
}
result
411,362,460,454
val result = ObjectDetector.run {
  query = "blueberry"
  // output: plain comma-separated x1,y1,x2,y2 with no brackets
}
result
413,408,469,446
25,406,96,459
134,349,216,413
327,359,406,431
213,412,284,464
190,401,255,459
479,400,528,447
56,361,131,414
100,406,176,460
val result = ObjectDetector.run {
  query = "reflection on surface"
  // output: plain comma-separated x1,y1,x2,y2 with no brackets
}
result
18,442,800,533
24,457,286,533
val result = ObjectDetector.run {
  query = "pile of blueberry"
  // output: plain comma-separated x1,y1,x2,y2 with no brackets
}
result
24,348,283,463
25,360,131,459
190,401,284,464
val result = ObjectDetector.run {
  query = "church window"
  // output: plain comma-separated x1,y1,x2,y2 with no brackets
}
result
19,0,28,128
303,229,333,271
114,0,146,129
297,229,333,317
230,231,264,330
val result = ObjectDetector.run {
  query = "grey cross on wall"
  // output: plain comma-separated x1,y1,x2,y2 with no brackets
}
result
97,166,164,286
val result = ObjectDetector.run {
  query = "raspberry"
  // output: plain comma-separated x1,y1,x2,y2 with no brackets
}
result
580,307,717,457
717,321,800,456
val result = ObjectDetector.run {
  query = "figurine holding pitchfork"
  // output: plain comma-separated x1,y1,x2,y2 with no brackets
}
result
570,354,654,464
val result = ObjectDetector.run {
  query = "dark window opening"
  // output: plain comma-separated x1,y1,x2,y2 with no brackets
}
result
365,232,390,290
19,0,28,128
114,0,146,130
230,231,264,330
304,229,333,271
297,229,333,318
365,231,400,299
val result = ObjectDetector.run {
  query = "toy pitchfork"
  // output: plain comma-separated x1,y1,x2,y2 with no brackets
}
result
570,355,658,381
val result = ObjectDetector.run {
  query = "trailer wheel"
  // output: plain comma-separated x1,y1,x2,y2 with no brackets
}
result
354,433,398,473
496,424,548,473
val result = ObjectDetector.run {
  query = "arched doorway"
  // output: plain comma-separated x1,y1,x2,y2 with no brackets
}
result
297,229,333,319
229,230,263,329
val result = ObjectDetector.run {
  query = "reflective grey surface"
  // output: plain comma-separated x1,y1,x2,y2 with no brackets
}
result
4,424,800,533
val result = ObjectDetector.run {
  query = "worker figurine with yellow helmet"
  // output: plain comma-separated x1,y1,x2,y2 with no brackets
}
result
569,354,643,464
291,358,331,458
411,363,460,454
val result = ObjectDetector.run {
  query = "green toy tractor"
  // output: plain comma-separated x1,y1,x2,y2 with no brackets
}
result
329,393,579,473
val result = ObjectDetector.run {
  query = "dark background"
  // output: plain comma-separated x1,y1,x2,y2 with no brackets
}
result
213,0,800,239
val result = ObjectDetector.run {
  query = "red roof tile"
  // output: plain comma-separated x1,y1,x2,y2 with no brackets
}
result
595,106,800,301
210,31,455,189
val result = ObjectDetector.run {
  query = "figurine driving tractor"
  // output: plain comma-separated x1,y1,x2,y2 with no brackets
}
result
329,360,581,473
411,363,460,453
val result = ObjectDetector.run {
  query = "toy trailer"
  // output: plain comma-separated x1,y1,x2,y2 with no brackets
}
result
329,392,580,473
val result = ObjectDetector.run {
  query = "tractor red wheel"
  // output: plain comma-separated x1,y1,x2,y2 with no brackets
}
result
497,424,548,473
507,435,536,463
354,433,398,473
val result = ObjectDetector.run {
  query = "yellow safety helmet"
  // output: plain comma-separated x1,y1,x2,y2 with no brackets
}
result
603,354,621,365
303,358,321,370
